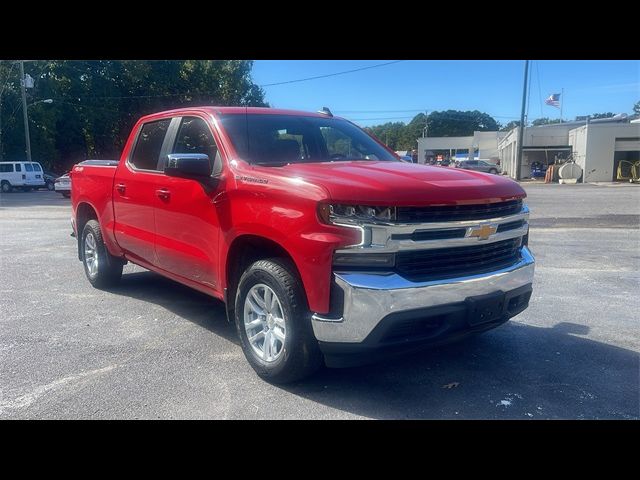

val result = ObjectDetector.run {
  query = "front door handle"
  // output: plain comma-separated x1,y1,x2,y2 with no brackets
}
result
115,183,126,194
156,188,170,200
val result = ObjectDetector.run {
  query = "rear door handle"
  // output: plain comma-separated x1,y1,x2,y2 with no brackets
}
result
116,183,126,194
156,188,170,200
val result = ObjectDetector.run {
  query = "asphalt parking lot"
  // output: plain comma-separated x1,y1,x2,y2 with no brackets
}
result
1,184,638,419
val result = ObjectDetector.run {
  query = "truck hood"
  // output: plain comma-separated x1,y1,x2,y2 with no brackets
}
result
269,161,525,205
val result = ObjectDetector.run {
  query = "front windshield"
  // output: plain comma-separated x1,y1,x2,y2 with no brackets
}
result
218,113,397,165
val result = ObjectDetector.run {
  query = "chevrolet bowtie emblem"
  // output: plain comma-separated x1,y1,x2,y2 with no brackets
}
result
468,224,498,240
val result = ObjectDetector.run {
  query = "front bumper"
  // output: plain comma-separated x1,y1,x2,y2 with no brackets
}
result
312,247,535,365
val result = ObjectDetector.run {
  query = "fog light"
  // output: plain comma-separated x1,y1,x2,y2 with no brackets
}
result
332,253,396,268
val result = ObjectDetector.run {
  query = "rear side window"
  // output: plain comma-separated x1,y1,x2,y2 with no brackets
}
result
0,164,13,173
24,163,34,172
130,119,171,171
15,164,21,172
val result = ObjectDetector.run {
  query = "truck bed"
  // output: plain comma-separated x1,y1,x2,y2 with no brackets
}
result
71,159,120,254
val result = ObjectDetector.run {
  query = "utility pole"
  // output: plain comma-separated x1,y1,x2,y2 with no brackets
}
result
423,110,428,137
20,61,31,162
516,60,529,181
0,95,3,161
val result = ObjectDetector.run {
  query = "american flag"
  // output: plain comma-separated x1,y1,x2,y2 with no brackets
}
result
545,93,561,108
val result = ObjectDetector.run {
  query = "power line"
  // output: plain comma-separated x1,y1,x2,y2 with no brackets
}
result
350,115,416,121
259,61,405,87
336,109,424,113
347,112,520,122
341,110,520,119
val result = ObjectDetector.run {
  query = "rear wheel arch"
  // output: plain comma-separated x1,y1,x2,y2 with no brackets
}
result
76,202,99,260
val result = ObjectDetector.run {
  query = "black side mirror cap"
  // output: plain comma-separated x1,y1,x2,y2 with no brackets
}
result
164,153,211,178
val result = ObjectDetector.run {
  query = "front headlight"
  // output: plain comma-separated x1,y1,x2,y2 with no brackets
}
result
318,203,396,225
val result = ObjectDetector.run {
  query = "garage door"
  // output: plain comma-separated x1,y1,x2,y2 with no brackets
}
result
615,137,640,152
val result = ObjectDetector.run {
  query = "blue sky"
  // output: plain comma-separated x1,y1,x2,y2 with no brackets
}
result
251,60,639,127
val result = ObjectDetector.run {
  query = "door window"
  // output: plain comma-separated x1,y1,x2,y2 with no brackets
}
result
130,119,171,171
24,163,33,172
172,117,221,175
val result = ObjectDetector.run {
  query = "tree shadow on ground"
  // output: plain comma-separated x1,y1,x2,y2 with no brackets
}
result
0,190,70,209
108,269,639,420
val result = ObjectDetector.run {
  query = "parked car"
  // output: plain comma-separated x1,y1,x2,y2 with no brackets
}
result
42,170,60,191
54,173,71,197
456,160,501,174
0,161,46,192
70,107,534,383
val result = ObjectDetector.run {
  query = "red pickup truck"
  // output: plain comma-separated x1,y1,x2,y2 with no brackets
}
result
70,107,535,383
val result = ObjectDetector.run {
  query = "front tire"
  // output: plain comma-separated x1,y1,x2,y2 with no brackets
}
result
234,258,323,384
489,168,498,174
81,219,123,288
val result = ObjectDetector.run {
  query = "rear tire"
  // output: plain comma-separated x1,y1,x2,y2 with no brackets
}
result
234,258,323,384
62,192,70,198
81,219,123,288
0,181,11,193
489,168,498,174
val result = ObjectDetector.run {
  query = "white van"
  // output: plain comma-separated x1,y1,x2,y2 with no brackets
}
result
0,161,46,192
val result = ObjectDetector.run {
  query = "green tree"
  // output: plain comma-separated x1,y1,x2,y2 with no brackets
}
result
367,121,407,150
500,120,521,131
532,117,562,126
0,60,267,172
633,101,639,116
401,113,427,149
426,110,499,137
588,112,615,119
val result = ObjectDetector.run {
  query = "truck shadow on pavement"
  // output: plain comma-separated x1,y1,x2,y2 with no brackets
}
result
283,321,639,419
108,270,638,420
108,270,239,346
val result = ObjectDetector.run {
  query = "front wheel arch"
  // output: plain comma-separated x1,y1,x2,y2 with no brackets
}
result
224,235,305,323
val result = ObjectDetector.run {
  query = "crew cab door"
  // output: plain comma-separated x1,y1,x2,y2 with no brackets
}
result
112,118,172,265
153,116,223,290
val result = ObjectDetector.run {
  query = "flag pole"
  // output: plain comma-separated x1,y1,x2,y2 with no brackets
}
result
560,88,564,122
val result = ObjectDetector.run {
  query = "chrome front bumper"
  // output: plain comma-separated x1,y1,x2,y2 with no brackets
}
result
311,246,535,343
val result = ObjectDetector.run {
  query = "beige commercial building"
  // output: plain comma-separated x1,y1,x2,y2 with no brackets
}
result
417,131,506,164
417,116,640,182
498,118,640,182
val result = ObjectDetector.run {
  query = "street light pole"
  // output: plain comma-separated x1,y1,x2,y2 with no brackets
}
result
19,61,32,162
